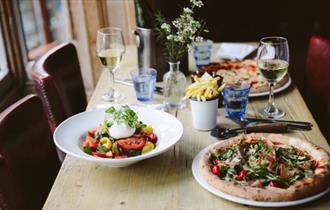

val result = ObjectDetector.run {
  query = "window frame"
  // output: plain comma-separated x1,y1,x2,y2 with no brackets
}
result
0,0,27,111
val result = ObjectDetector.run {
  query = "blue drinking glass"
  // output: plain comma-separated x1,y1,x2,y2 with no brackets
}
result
131,68,157,102
222,83,251,120
192,39,213,69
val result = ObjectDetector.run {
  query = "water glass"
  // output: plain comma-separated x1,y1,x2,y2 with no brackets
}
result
131,68,157,102
192,39,213,69
223,83,251,120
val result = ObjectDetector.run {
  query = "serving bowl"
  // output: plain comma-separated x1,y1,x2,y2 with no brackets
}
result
54,106,183,167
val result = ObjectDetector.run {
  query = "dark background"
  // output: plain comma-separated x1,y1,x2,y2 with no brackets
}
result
153,0,330,89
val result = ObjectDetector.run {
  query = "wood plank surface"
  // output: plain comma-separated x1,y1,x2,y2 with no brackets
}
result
43,45,330,210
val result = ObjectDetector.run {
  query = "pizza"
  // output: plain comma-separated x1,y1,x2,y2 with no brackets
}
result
199,133,330,201
200,60,289,94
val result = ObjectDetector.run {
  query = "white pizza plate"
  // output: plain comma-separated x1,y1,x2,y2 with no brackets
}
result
192,142,330,207
250,75,292,97
54,106,183,167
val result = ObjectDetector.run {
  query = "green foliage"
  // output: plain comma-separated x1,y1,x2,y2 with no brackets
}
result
105,105,138,128
154,0,207,62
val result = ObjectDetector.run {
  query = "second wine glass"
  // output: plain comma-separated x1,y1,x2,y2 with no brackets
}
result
97,27,126,102
257,36,289,119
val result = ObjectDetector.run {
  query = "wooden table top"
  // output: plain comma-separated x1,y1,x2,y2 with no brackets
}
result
43,44,330,210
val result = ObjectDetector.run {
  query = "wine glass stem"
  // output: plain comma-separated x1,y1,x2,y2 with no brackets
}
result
108,68,115,97
267,83,276,113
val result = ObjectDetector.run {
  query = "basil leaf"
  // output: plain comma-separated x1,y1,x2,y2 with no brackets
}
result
105,106,139,128
304,170,314,178
125,149,142,157
95,131,102,140
220,148,236,160
97,145,108,153
220,166,229,176
84,147,93,154
258,141,270,153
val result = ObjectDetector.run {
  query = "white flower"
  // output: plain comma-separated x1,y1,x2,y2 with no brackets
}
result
183,7,193,14
194,36,204,42
160,23,171,33
190,0,203,7
166,35,175,41
174,35,185,43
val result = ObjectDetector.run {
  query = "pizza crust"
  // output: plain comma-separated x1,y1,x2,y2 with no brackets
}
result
199,133,330,201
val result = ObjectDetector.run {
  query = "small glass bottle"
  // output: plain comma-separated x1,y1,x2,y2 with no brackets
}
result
163,61,187,109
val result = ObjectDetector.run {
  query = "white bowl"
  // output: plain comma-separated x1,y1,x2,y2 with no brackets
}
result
54,107,183,167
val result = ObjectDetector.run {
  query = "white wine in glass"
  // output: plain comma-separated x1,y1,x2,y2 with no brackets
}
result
258,59,289,83
96,27,126,102
97,49,124,70
257,37,289,119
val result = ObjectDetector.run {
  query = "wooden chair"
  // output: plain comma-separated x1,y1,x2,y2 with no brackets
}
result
305,35,330,140
31,42,87,133
0,95,60,210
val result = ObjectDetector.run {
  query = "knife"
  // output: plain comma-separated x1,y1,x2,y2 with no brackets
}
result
245,117,313,128
229,117,312,131
211,122,291,140
114,79,163,95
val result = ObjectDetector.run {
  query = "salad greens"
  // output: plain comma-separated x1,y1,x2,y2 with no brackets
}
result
105,105,138,128
82,106,158,159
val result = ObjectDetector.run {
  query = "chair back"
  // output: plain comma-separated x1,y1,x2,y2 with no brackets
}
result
0,95,60,210
32,42,87,132
305,35,330,140
306,36,330,101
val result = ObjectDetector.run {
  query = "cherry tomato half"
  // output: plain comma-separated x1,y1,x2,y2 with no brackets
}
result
92,152,107,158
88,127,98,137
117,137,146,150
269,180,280,188
250,81,258,87
115,154,128,159
147,133,158,143
84,135,98,150
237,170,248,180
211,165,220,176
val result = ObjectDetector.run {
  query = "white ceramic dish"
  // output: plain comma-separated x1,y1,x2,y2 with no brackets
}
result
250,75,292,97
192,142,330,207
54,107,183,167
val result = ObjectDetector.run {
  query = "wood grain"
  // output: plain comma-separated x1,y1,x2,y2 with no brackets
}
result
43,44,330,210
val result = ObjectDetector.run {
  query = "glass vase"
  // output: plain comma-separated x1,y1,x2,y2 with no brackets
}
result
163,61,187,109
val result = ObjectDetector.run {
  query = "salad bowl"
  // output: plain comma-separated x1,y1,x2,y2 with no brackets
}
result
54,106,183,167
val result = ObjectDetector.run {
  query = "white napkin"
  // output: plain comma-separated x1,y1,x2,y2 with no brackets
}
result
216,43,257,60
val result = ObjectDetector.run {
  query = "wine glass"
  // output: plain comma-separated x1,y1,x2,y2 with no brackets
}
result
96,27,126,102
257,36,289,119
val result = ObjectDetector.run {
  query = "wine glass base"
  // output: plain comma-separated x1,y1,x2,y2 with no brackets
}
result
259,106,285,119
101,91,125,102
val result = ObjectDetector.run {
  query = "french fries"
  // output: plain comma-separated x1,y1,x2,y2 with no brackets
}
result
183,75,226,101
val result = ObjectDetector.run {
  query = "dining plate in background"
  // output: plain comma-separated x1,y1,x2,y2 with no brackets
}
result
249,75,292,97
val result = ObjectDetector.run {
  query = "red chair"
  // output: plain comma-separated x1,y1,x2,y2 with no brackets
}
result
305,35,330,140
31,42,87,133
0,95,60,210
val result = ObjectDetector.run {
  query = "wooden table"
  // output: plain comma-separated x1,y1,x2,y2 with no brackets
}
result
44,44,330,210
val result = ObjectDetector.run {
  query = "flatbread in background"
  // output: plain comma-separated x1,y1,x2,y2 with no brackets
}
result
200,60,289,94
